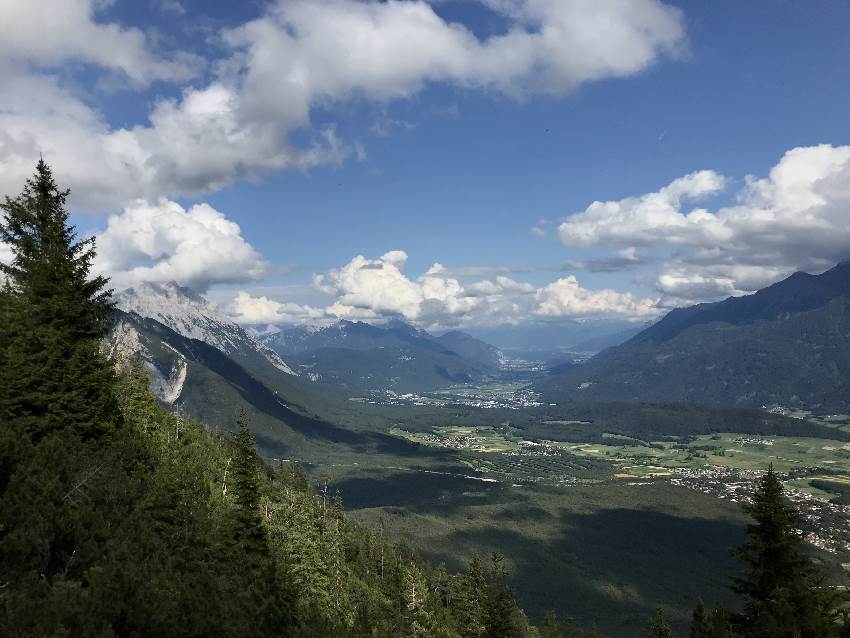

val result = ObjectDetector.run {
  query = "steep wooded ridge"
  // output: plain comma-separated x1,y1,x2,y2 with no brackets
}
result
106,310,364,453
537,262,850,412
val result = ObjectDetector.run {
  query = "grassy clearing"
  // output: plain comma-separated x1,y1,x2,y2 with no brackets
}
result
558,433,850,472
390,425,850,482
391,424,523,453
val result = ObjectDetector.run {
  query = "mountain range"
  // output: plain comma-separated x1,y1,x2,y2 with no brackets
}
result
105,283,508,455
108,260,850,432
259,319,503,394
536,262,850,413
115,282,297,377
106,284,387,460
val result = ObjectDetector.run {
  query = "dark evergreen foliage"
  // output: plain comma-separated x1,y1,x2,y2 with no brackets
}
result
230,411,267,556
687,464,845,638
0,158,118,444
646,608,674,638
0,161,130,634
730,464,839,637
690,600,710,638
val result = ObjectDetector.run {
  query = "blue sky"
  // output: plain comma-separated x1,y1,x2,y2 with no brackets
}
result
1,0,848,329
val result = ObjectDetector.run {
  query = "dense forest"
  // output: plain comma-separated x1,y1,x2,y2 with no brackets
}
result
2,162,849,637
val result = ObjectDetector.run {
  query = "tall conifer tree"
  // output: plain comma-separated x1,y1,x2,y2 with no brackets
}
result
732,464,837,637
690,600,710,638
0,158,118,444
231,410,267,557
646,608,674,638
0,160,127,633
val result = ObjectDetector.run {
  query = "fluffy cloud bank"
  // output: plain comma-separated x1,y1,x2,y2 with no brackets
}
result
93,199,269,292
228,291,325,325
559,170,729,246
0,0,685,210
0,0,196,85
536,276,658,319
228,250,662,329
558,144,850,303
314,251,478,325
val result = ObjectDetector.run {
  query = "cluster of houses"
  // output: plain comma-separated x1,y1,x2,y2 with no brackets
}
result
670,465,850,554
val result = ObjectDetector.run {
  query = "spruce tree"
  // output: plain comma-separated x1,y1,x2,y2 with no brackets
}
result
0,159,119,444
0,281,21,494
454,554,487,637
231,410,267,558
731,464,837,637
229,411,297,634
402,560,434,637
541,611,566,638
484,553,523,638
0,161,132,633
646,608,674,638
690,600,710,638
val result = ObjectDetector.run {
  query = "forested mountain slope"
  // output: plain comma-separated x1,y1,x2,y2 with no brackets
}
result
537,263,850,412
0,161,537,638
105,310,371,460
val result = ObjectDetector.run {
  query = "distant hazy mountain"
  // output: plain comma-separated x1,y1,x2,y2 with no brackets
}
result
260,319,503,393
116,282,297,377
467,319,646,353
568,325,646,354
434,330,503,369
537,262,850,413
261,319,438,356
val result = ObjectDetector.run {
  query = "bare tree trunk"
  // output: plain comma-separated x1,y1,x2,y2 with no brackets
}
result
380,519,385,583
222,457,231,499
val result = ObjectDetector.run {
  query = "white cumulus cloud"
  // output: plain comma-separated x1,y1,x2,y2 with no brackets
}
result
558,144,850,303
0,0,686,210
93,199,269,292
314,251,479,324
536,276,660,320
558,169,729,246
0,0,196,84
233,251,664,329
228,291,325,325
